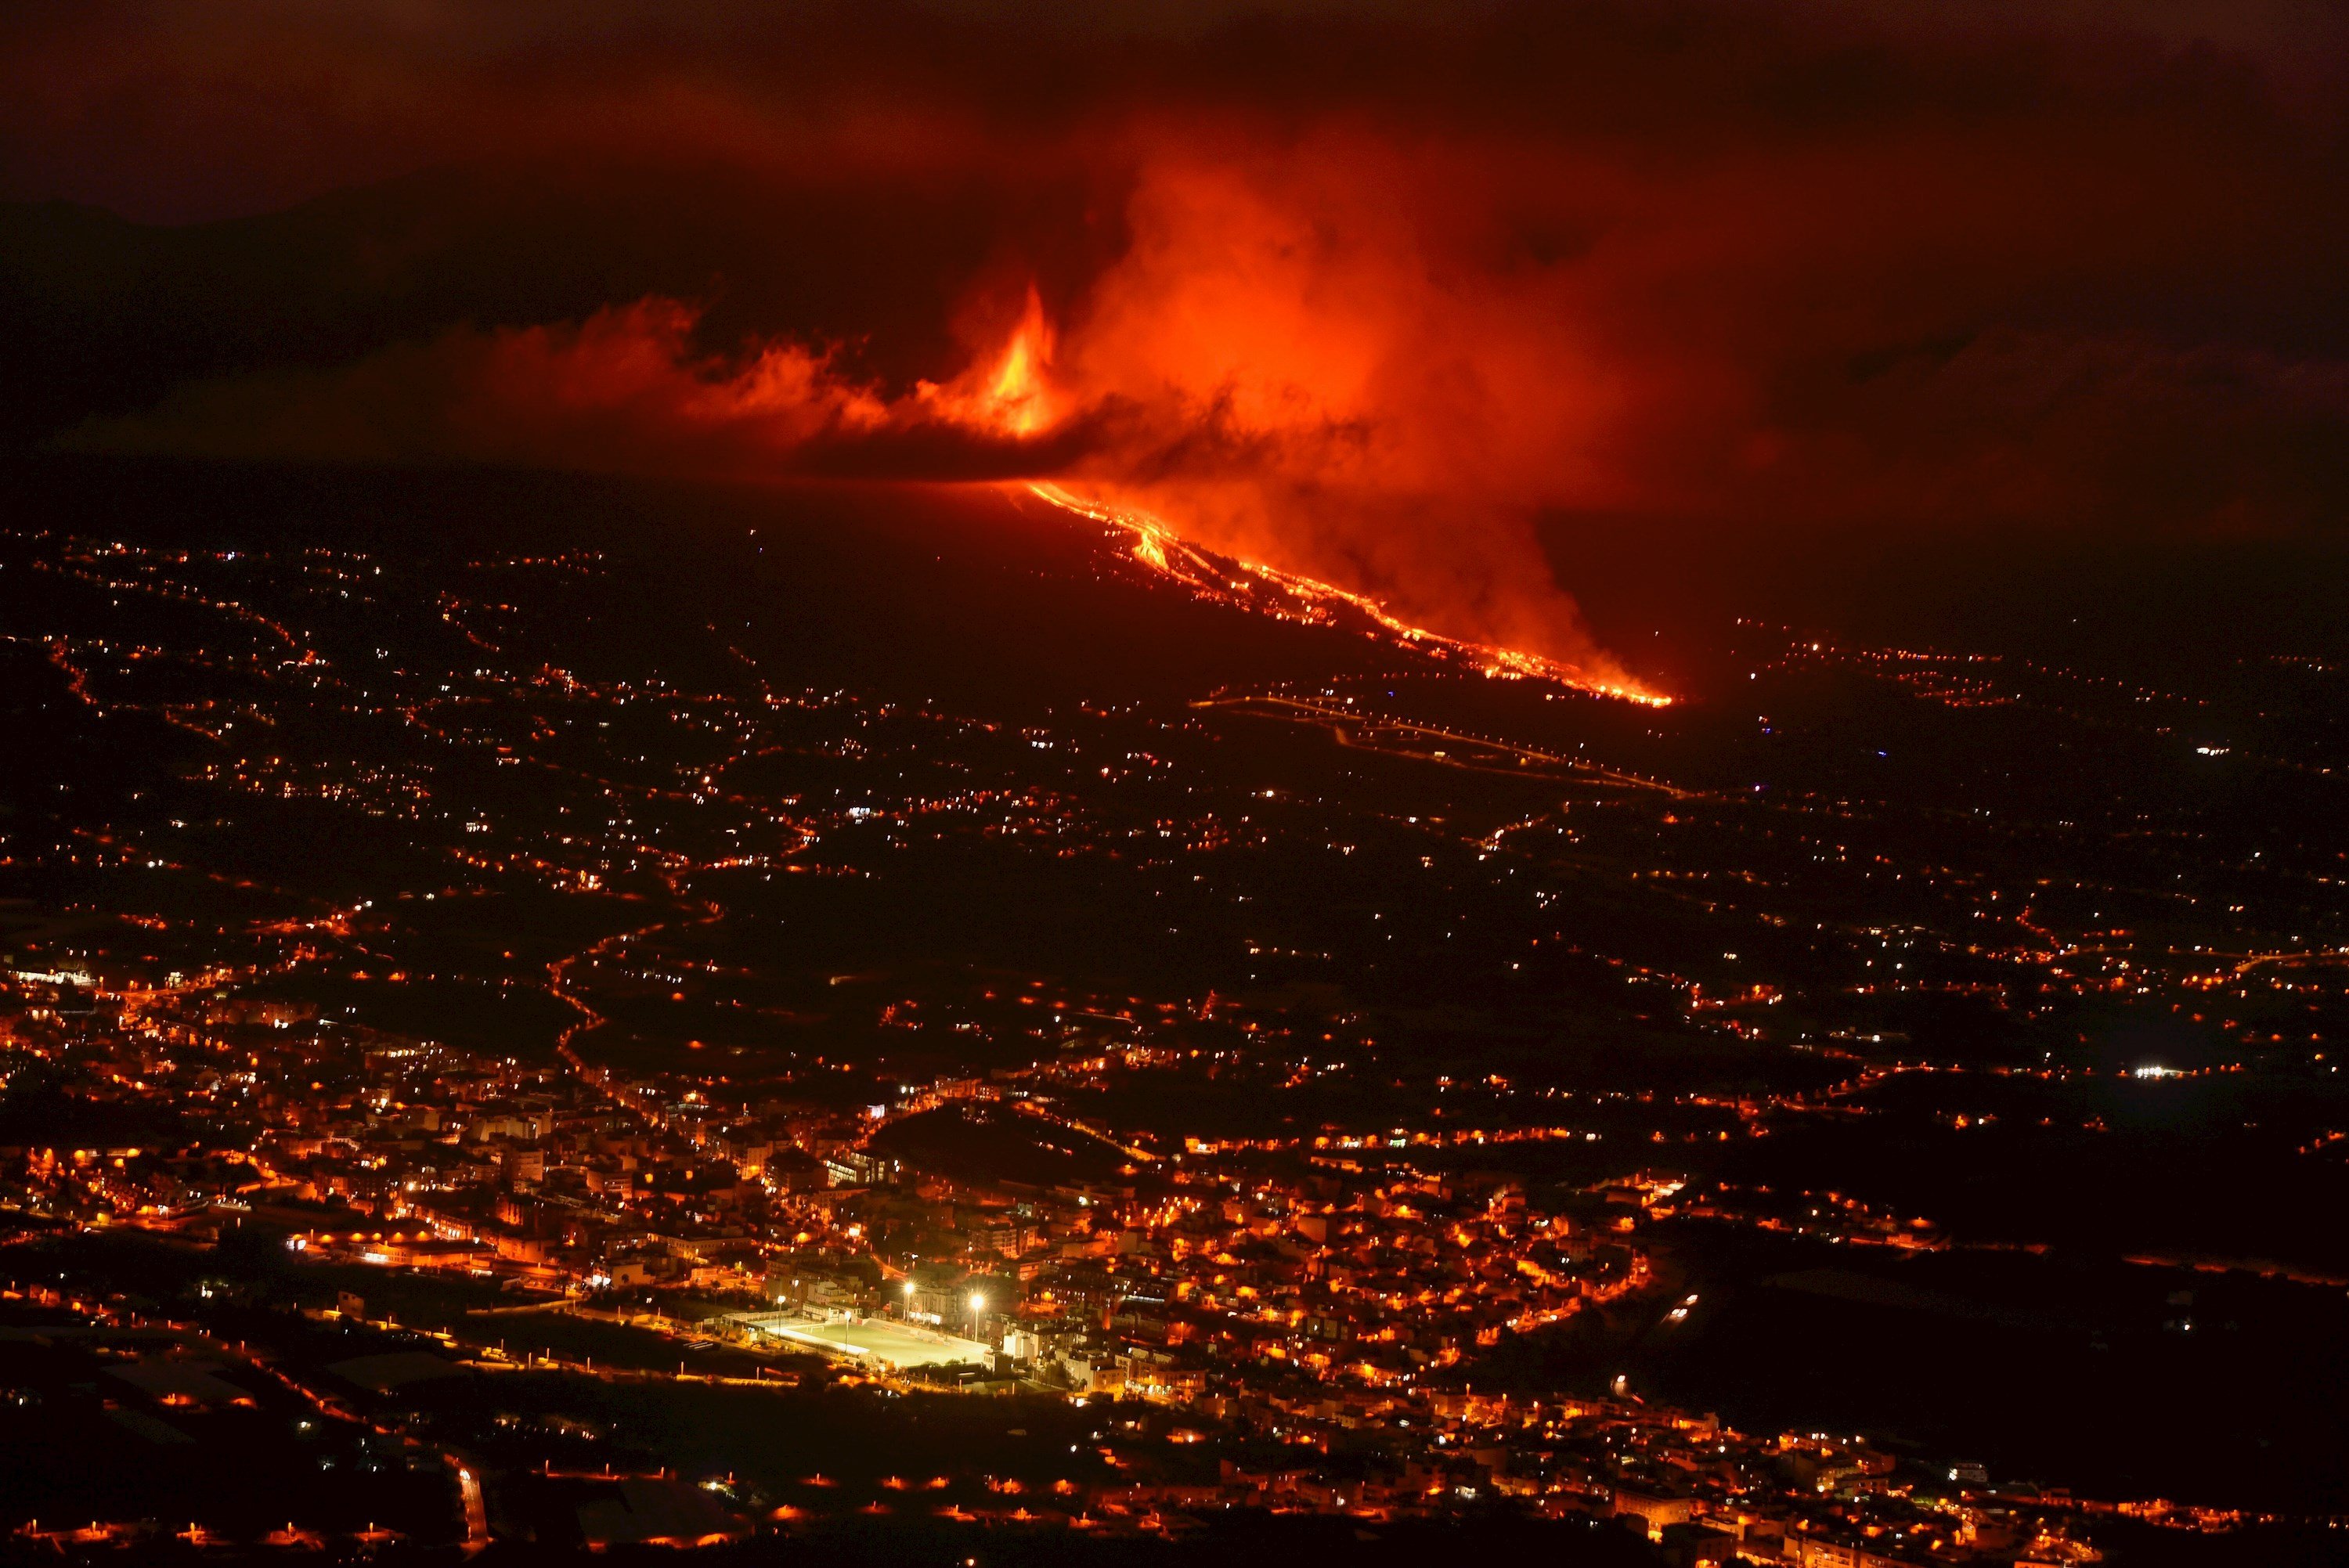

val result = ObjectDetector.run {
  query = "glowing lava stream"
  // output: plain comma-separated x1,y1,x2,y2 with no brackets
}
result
1020,482,1669,706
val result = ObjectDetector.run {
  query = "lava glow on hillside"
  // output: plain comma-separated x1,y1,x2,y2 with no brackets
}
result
78,272,1664,703
963,302,1665,705
1022,481,1668,705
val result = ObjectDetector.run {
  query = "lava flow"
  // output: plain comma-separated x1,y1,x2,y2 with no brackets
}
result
1020,482,1669,706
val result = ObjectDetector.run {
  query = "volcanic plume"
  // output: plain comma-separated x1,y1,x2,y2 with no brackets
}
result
74,154,1666,695
18,2,2349,696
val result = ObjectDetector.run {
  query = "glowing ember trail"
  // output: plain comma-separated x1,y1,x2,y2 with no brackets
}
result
1021,482,1669,706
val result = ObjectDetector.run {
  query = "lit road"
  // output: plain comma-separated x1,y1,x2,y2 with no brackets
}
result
453,1457,489,1553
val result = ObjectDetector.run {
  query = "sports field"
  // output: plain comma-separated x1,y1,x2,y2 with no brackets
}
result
734,1314,990,1370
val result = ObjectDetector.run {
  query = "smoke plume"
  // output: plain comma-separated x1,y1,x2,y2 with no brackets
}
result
20,2,2349,685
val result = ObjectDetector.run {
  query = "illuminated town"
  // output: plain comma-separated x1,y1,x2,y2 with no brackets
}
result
6,2,2349,1561
2,509,2343,1563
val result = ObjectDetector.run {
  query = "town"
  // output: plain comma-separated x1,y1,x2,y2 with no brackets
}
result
2,506,2344,1563
0,955,2304,1563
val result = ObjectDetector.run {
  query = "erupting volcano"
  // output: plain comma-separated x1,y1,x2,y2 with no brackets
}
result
947,294,1665,705
1019,481,1668,705
75,268,1663,702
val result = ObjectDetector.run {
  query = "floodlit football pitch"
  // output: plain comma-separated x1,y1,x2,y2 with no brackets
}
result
733,1314,990,1370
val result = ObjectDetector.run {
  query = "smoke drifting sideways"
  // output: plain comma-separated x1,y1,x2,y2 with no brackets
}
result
70,146,1661,692
26,2,2349,692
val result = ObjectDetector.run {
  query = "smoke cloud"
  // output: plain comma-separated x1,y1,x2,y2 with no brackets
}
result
19,2,2349,683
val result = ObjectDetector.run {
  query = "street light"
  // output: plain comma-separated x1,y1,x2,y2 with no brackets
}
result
968,1291,986,1316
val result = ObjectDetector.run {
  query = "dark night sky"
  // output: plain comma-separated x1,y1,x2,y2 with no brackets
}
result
4,1,2346,679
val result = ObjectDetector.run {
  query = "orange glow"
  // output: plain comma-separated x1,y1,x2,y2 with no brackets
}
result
972,288,1058,438
82,147,1667,692
1005,143,1663,694
1023,482,1665,705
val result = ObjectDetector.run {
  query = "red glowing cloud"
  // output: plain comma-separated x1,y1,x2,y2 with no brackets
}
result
1040,139,1658,674
23,2,2349,691
70,198,1657,692
71,295,1094,481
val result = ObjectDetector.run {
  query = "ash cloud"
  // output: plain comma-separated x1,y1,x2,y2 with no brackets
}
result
14,1,2349,675
65,300,1122,485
